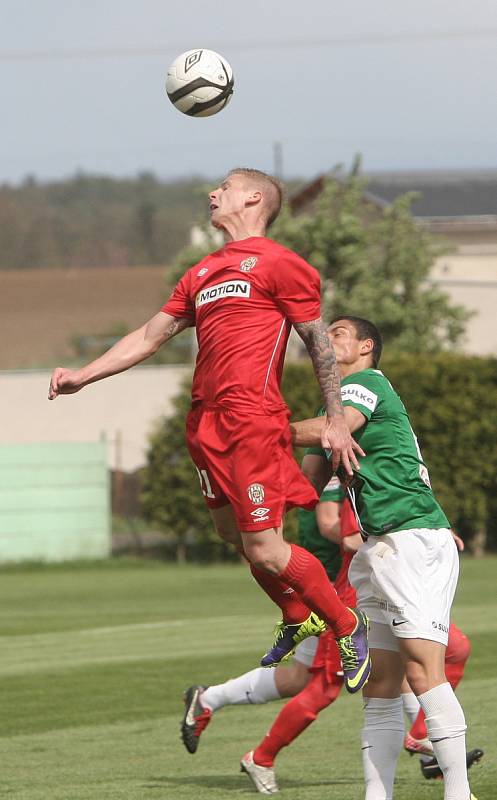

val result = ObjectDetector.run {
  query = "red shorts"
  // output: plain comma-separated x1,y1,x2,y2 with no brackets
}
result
186,404,318,531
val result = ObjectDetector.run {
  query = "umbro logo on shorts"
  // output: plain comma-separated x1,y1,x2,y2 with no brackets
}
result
250,507,270,518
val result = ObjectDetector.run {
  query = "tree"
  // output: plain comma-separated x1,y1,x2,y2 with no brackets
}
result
270,169,470,351
140,379,234,560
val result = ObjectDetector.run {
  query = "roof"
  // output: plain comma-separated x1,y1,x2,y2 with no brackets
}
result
366,169,497,217
290,169,497,221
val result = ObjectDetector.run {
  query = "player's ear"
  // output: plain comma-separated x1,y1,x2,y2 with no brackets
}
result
246,189,262,207
360,338,374,357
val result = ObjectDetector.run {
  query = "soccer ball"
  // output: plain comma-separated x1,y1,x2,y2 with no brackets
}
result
166,49,234,117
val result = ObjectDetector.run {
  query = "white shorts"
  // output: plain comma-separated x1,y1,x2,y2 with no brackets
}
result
348,528,459,648
293,636,319,666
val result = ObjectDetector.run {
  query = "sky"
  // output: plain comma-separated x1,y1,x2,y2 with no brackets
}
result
1,0,497,184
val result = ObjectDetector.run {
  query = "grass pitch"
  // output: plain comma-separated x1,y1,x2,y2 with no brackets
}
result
0,557,495,799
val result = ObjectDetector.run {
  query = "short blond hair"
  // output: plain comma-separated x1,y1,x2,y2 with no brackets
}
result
228,167,283,227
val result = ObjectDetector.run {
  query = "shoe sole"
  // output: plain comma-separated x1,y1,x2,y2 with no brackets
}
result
240,761,278,795
180,686,202,754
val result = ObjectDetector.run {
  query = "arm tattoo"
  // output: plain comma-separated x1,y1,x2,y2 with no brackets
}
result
164,317,191,341
294,318,343,417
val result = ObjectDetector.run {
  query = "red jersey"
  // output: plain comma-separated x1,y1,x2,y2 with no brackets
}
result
162,237,321,414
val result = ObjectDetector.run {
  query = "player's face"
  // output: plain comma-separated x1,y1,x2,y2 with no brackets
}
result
327,321,363,366
208,174,252,228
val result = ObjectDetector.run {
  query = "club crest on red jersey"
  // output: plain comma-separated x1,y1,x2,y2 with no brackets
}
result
240,257,258,272
247,483,265,504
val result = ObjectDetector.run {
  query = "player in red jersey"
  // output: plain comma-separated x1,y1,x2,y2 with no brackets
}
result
48,167,370,690
240,495,361,794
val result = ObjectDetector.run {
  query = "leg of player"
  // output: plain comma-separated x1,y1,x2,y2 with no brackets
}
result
210,505,323,653
209,503,243,548
248,633,343,768
243,668,343,794
402,623,471,756
400,676,429,752
361,644,406,800
240,526,370,692
415,625,483,783
400,637,472,800
181,658,311,754
241,634,342,794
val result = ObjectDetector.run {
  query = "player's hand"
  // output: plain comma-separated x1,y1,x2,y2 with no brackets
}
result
48,367,85,400
451,529,465,552
321,414,365,475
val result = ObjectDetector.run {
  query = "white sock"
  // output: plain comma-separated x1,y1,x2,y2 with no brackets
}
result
361,697,404,800
418,682,470,800
401,691,420,726
201,668,280,712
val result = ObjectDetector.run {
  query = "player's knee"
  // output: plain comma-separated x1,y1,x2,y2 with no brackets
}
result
366,666,402,698
405,662,425,694
243,542,281,574
275,664,309,697
405,661,444,696
289,665,311,695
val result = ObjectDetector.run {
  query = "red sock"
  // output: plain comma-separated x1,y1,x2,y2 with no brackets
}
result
410,708,428,741
279,543,355,637
253,668,343,767
249,564,312,624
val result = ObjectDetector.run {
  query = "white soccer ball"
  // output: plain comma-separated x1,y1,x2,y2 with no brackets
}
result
166,49,234,117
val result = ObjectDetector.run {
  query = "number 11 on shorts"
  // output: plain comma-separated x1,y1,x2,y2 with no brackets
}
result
195,466,216,498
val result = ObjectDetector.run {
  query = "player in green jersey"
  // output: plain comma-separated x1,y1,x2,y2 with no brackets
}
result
291,316,475,800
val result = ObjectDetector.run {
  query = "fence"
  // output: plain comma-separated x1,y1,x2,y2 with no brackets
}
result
0,441,110,563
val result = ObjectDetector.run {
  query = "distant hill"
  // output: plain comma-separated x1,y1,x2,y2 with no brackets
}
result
0,173,213,270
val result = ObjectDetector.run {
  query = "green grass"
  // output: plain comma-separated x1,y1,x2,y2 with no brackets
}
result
0,557,495,799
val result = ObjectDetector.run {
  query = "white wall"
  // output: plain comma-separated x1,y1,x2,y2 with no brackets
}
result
0,365,191,472
432,253,497,355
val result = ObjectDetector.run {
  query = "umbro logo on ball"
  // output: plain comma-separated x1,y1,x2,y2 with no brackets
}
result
184,50,203,73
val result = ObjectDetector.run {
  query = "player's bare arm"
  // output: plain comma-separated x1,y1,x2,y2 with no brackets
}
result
291,406,367,448
293,318,342,414
301,453,331,496
48,312,191,400
315,501,342,544
293,318,365,474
